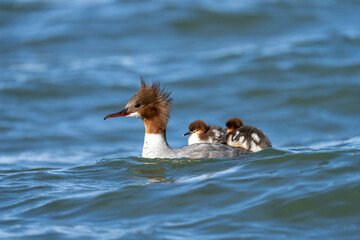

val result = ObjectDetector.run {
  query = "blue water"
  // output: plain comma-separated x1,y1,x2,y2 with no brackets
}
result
1,0,360,239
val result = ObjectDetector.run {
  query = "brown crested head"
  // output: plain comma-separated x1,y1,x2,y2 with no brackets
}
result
226,117,244,133
125,77,173,120
104,77,173,134
188,120,209,134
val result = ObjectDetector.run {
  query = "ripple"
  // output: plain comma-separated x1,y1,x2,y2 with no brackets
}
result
1,0,360,238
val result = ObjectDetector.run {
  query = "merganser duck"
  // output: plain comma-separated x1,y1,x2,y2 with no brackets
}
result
104,78,250,159
226,117,272,152
183,120,226,145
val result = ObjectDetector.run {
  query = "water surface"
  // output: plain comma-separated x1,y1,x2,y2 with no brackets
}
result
1,0,360,239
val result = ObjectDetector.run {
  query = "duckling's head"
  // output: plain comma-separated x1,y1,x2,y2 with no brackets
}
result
183,120,209,136
225,117,244,134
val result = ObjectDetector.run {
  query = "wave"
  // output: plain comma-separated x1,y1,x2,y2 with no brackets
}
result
307,136,360,151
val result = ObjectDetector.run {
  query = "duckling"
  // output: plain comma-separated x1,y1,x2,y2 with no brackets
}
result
226,117,271,152
183,120,226,145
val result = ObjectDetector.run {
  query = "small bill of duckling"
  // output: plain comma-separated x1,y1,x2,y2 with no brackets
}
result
225,117,272,152
183,120,226,145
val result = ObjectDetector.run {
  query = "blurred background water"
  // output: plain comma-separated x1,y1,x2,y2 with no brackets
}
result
1,0,360,239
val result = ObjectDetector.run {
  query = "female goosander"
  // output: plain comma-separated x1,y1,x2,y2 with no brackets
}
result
104,79,250,159
183,120,226,145
226,117,272,152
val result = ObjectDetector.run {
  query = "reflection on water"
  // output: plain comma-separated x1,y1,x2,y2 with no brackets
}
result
132,165,168,183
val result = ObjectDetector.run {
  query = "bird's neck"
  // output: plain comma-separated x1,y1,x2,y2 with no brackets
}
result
142,116,174,158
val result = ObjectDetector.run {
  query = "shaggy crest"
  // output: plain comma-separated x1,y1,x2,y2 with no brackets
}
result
136,77,172,115
127,78,173,133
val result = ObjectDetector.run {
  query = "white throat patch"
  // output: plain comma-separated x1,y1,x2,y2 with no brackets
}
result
127,112,141,118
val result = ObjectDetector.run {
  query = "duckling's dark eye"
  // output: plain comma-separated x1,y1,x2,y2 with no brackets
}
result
135,103,141,108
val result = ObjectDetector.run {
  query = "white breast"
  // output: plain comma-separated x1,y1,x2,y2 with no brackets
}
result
188,133,202,145
142,134,174,158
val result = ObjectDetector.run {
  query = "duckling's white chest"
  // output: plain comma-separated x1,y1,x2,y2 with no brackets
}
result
188,133,202,145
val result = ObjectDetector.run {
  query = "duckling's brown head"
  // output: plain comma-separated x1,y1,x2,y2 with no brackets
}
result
225,117,244,134
183,120,209,136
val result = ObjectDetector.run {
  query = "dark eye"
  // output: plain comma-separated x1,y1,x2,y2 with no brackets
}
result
135,103,141,108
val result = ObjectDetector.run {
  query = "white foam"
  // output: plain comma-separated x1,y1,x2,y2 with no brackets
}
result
310,136,360,150
291,136,360,153
177,165,242,184
0,150,92,165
